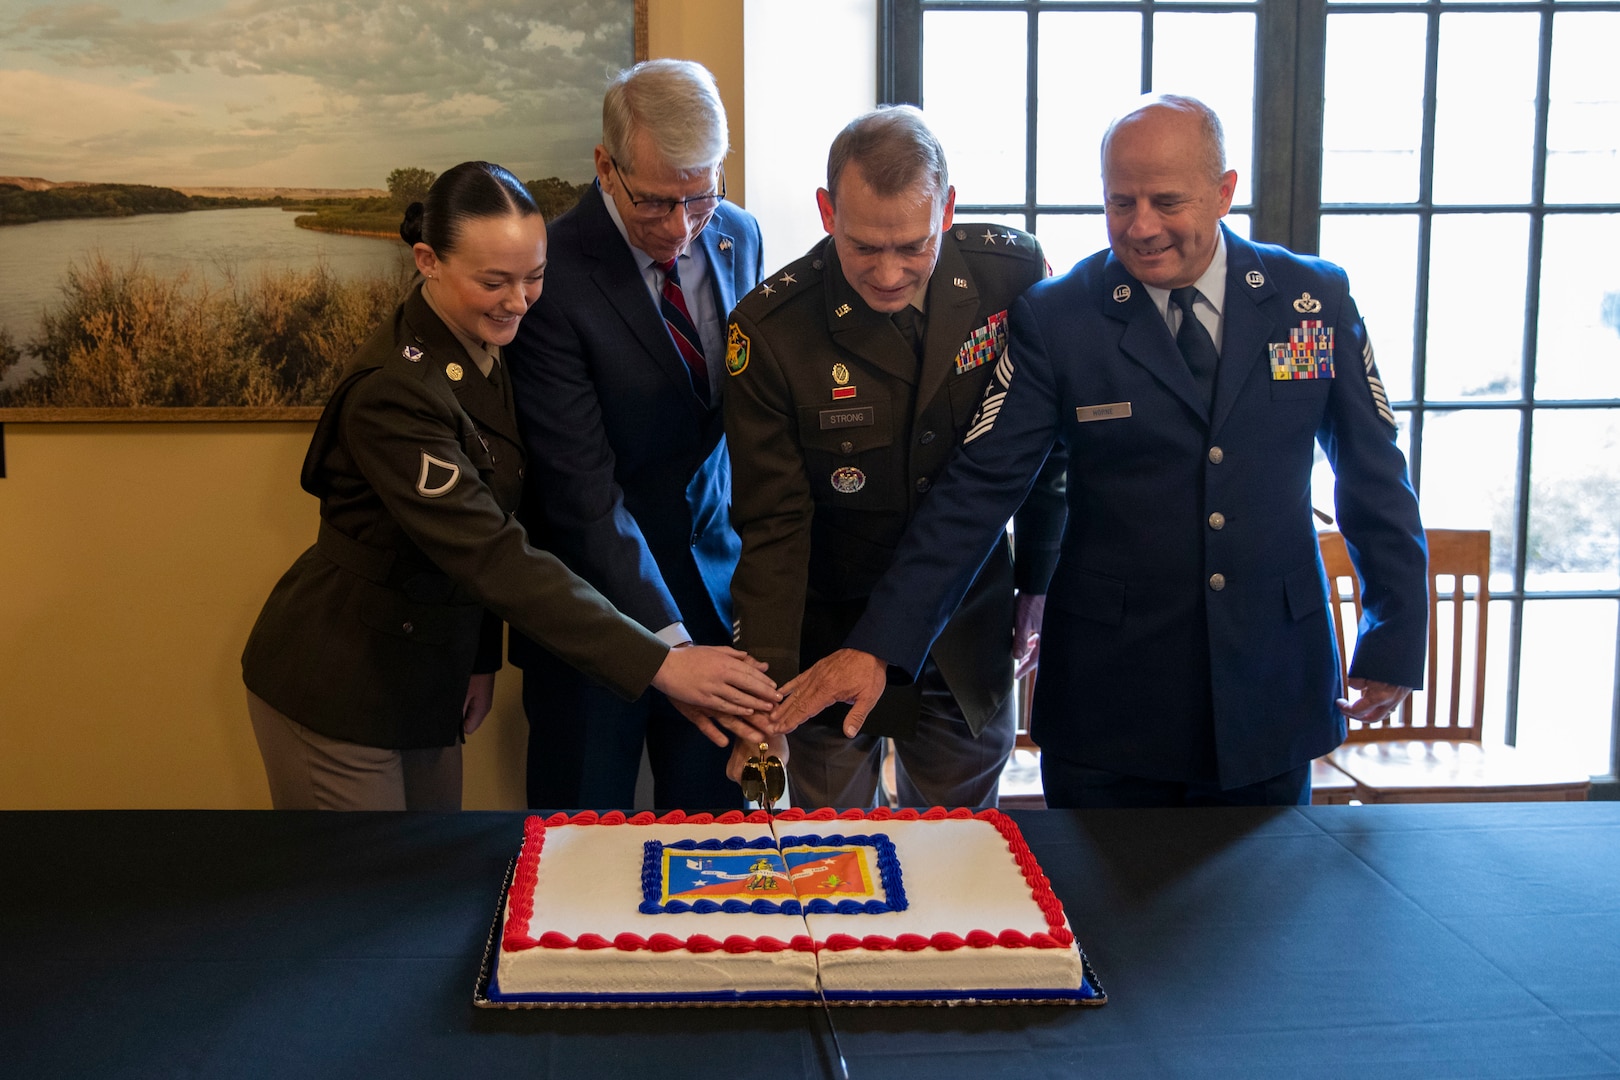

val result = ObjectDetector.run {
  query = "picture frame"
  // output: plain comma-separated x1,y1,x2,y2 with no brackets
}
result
0,0,648,422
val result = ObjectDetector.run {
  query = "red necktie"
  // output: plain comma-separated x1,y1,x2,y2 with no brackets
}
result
657,258,709,405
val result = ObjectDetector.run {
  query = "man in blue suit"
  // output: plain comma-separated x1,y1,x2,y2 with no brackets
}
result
507,59,769,809
769,95,1428,808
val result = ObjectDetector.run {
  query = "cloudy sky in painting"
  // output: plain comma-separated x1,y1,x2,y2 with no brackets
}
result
0,0,632,189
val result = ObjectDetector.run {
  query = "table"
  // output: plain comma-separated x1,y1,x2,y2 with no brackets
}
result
4,805,1618,1079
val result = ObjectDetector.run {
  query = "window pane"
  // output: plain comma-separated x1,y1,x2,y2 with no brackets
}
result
1037,12,1142,207
1417,409,1521,589
1034,213,1106,277
1433,13,1539,205
1319,214,1419,403
1151,13,1255,206
1425,213,1527,401
1323,13,1426,204
1535,214,1620,401
1526,409,1620,592
1546,13,1620,204
923,11,1027,205
1516,599,1615,776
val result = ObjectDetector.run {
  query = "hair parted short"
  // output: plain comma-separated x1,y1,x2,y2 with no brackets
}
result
602,59,729,176
825,104,950,205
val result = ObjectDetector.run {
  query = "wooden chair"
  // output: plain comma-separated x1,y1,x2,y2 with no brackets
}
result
1316,529,1590,802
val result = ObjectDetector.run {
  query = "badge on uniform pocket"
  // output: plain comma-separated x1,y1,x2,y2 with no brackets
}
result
1269,320,1335,381
954,309,1008,375
830,466,866,494
417,452,460,498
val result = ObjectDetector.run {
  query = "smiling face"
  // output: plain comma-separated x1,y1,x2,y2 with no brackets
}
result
1102,104,1237,290
817,163,955,314
413,212,547,347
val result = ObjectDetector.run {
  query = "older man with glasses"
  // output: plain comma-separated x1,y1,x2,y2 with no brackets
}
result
506,58,769,811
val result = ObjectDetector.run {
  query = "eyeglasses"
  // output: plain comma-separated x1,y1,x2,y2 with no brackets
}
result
611,158,726,222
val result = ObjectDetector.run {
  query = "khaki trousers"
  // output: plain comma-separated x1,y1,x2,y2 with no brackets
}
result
247,690,462,810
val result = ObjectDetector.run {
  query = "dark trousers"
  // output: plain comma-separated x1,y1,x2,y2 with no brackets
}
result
520,648,739,812
1040,754,1313,809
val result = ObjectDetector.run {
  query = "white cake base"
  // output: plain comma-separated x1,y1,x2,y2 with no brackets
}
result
481,808,1105,1008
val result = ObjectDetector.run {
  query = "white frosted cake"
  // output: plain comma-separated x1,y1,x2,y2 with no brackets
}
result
483,807,1104,1007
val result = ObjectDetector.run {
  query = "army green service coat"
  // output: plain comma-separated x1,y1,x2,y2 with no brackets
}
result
242,284,668,749
723,226,1066,739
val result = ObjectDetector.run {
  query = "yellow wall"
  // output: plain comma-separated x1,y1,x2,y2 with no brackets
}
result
0,3,744,810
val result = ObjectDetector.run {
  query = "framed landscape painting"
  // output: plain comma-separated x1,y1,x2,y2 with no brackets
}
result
0,0,645,420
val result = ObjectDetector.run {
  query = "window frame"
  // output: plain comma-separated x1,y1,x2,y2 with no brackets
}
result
880,0,1620,784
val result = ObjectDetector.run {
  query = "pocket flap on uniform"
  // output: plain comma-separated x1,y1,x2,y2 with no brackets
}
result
1284,559,1328,622
1046,565,1126,626
356,582,461,645
797,399,893,454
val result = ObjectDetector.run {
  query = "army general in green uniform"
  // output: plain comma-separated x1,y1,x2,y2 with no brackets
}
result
723,108,1066,809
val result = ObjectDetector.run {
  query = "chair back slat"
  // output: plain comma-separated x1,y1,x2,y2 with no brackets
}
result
1318,528,1490,744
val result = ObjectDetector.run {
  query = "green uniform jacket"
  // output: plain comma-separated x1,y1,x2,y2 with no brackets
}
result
724,225,1066,738
242,284,668,749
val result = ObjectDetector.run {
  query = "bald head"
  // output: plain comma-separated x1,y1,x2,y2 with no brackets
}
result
1101,94,1227,185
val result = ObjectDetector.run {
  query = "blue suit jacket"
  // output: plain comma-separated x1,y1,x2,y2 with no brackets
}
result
507,184,764,663
847,227,1428,789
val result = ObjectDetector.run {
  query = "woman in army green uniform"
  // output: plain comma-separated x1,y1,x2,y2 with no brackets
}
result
242,162,778,810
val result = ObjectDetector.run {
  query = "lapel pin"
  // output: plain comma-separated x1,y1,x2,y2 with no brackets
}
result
719,238,732,251
834,303,852,318
1293,292,1322,313
402,345,423,362
1113,284,1131,303
1246,270,1264,287
445,362,464,382
953,277,968,288
832,363,850,386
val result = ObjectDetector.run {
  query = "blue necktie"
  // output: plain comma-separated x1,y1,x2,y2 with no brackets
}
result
1170,286,1218,410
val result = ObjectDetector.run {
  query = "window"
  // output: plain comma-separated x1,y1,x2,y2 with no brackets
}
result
884,0,1620,781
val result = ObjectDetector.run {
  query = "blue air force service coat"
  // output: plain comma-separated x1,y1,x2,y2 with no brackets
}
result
241,284,667,750
846,226,1428,788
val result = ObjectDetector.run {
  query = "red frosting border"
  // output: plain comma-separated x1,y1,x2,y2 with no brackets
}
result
500,807,1074,954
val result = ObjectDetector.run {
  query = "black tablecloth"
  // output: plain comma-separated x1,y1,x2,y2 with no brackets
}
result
3,804,1618,1079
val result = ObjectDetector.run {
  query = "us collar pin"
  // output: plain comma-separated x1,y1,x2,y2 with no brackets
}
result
1246,270,1264,288
1113,284,1131,303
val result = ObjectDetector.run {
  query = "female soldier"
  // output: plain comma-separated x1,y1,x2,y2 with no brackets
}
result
241,161,777,810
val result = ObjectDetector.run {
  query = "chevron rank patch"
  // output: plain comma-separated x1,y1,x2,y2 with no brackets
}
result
416,452,460,498
1269,321,1334,381
955,309,1008,375
964,348,1016,445
1363,336,1396,427
726,323,750,376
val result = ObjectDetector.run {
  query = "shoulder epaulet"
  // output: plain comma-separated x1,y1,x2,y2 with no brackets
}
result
952,223,1043,261
732,245,826,323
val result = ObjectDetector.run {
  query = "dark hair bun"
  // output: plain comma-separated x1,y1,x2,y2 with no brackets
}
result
399,202,426,246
